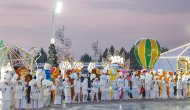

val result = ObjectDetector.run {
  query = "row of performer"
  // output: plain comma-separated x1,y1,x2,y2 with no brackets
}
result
1,69,190,109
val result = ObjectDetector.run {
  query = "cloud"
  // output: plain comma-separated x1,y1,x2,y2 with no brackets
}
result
88,0,190,14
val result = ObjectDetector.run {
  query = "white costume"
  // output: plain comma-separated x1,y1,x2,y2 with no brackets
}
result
63,79,72,104
145,76,151,99
188,78,190,98
105,75,111,100
123,78,129,100
73,78,81,102
20,77,27,107
37,76,44,108
177,78,183,99
100,74,107,101
112,80,119,100
81,78,88,102
91,78,100,101
182,75,188,98
54,75,62,104
161,78,168,99
43,80,55,107
153,79,160,99
168,79,175,98
132,75,138,99
15,82,26,109
117,77,125,100
43,86,52,106
30,84,39,109
136,76,142,99
150,79,155,99
10,73,18,108
1,81,13,110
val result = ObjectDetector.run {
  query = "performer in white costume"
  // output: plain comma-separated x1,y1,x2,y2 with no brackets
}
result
100,73,107,101
17,76,27,109
43,80,55,106
123,76,129,100
54,75,63,104
182,75,188,98
91,78,100,101
30,80,39,109
36,69,45,108
112,80,119,100
73,76,81,103
81,78,89,102
63,78,72,104
150,79,155,99
131,74,138,99
105,75,111,100
153,77,160,99
161,77,168,99
136,76,142,99
145,74,151,99
168,78,175,98
10,72,18,108
15,81,26,109
117,76,124,100
177,76,183,99
1,80,13,110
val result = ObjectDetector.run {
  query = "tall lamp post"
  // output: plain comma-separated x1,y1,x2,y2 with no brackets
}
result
51,0,63,44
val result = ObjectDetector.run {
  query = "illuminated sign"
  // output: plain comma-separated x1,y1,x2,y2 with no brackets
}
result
111,56,124,64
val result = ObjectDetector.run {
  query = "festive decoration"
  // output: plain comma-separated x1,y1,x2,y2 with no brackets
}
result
0,43,41,71
134,38,161,70
73,62,84,71
47,44,58,67
59,61,72,70
110,56,124,64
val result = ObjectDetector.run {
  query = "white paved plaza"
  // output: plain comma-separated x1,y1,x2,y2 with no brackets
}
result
1,99,190,110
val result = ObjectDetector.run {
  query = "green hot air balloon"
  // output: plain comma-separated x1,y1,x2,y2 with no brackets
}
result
134,38,161,70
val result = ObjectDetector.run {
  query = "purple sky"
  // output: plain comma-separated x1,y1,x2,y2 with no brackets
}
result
1,0,190,60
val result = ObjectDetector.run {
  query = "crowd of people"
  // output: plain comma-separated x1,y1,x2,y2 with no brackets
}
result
1,68,190,109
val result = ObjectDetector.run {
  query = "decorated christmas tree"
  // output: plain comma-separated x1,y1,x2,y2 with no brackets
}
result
47,43,58,67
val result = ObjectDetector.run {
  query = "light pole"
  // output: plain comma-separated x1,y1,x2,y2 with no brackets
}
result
51,0,63,44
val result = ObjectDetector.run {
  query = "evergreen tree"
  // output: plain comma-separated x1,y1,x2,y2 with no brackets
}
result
102,48,108,59
109,45,115,55
120,47,125,55
47,44,58,67
35,48,48,63
80,53,92,63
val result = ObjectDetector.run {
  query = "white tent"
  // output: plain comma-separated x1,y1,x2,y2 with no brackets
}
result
154,43,190,71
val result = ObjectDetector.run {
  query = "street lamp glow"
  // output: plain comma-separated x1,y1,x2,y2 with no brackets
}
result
55,1,63,14
51,38,55,44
